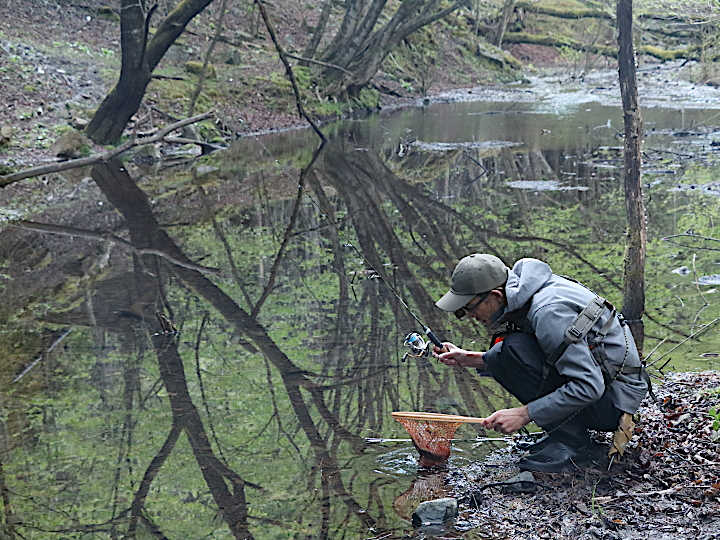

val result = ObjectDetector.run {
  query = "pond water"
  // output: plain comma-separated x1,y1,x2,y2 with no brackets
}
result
1,83,720,538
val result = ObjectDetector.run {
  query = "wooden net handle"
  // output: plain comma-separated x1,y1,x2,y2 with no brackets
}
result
391,411,486,423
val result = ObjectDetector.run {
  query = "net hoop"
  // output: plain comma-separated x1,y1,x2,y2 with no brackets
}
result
392,411,486,464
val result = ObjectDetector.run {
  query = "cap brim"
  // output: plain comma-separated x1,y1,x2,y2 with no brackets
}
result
435,290,477,312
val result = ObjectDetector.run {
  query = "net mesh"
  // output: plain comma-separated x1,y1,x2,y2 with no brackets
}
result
394,417,461,465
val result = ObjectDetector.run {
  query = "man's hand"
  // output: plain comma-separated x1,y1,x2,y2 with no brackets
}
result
482,406,530,434
433,342,484,369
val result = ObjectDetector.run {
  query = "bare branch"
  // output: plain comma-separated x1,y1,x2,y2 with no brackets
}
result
255,0,326,142
0,111,213,187
284,52,353,75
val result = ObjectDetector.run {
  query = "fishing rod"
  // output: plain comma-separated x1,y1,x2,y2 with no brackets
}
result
344,242,444,359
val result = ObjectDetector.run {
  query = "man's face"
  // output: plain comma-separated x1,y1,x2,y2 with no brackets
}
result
464,291,502,328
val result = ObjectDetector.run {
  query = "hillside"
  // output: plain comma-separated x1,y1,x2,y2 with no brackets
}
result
0,0,715,173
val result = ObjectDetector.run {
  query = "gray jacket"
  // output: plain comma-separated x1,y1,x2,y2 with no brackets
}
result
483,258,648,427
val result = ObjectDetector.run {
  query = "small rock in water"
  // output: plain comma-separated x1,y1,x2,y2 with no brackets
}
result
411,497,457,527
671,266,690,275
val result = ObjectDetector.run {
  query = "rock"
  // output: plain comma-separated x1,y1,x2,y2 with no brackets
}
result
502,471,537,494
411,497,457,527
132,144,161,164
0,126,13,145
185,61,216,79
194,165,219,179
70,117,90,130
51,130,92,159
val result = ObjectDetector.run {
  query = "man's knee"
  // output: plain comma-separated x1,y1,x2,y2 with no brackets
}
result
485,333,546,378
485,333,552,404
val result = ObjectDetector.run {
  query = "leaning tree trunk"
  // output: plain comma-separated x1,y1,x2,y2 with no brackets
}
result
86,0,215,144
617,0,646,353
319,0,465,96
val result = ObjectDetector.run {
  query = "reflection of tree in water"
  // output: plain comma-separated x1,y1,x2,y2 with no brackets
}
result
308,140,518,440
3,126,694,538
85,159,376,538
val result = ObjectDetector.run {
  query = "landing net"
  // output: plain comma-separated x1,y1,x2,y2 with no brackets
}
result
391,412,485,465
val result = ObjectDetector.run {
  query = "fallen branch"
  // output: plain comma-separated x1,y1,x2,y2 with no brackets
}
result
592,484,710,503
164,136,225,154
502,32,700,61
0,111,213,188
515,0,613,20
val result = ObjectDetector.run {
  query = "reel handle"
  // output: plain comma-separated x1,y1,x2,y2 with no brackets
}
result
424,328,443,349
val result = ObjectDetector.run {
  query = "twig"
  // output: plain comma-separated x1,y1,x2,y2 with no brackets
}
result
692,253,710,306
13,328,73,383
284,52,353,74
0,111,213,187
473,479,553,491
593,484,710,503
643,337,669,362
194,312,227,464
663,233,720,252
646,147,694,159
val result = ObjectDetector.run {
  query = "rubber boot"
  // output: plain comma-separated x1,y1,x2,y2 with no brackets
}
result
518,421,592,473
515,433,550,452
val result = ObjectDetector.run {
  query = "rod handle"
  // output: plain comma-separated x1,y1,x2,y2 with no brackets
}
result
424,328,443,348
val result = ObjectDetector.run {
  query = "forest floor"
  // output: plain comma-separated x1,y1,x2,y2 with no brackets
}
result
444,370,720,540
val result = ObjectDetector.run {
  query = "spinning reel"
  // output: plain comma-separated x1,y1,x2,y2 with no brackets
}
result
402,332,432,361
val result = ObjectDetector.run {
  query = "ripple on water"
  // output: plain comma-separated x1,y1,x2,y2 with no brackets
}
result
505,180,589,191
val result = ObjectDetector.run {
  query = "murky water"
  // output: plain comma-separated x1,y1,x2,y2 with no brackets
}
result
1,85,720,538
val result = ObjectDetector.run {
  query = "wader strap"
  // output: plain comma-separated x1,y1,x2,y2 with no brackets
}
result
544,296,607,367
539,296,608,389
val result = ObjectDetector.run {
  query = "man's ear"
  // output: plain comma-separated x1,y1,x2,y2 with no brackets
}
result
490,288,506,304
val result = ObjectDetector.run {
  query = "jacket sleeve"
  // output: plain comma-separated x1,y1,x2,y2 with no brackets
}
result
478,339,504,375
526,303,605,427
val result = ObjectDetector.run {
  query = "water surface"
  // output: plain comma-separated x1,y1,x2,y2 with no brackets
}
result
1,85,719,539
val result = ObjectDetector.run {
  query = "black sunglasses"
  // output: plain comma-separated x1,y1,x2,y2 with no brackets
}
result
454,292,490,319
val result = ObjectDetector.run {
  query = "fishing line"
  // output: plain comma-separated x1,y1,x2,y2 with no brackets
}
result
343,242,443,355
299,180,443,359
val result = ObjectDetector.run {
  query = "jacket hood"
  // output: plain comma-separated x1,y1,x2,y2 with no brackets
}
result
504,258,553,312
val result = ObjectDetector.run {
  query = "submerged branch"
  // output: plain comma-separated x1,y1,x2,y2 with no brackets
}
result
7,219,221,275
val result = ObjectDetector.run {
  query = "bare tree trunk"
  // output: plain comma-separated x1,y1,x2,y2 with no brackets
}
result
617,0,646,352
494,0,517,46
319,0,466,95
302,0,333,61
86,0,215,144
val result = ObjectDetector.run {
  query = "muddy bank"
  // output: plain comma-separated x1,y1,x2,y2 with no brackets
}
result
439,371,720,539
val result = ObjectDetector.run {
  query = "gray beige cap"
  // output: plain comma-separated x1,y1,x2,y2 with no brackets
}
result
435,254,509,312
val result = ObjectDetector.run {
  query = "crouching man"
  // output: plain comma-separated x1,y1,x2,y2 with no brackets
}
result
434,254,648,472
